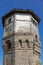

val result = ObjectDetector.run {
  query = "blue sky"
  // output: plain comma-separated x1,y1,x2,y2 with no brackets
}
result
0,0,43,65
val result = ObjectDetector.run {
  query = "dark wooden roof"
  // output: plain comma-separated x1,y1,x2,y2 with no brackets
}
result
2,8,40,27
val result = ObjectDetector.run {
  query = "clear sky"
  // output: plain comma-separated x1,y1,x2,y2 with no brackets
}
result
0,0,43,65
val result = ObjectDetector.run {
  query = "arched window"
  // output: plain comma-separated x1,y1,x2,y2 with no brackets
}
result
26,39,29,47
6,40,11,50
19,39,22,47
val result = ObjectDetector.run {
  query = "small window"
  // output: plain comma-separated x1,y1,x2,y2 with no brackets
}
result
35,35,37,38
35,35,38,42
26,39,29,47
6,40,11,50
8,18,12,24
19,39,22,47
31,18,37,27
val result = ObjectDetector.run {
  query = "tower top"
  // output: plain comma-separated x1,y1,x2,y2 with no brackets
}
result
2,8,40,27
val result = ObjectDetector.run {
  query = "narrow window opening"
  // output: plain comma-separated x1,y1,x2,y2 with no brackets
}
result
31,18,37,27
6,40,11,50
35,35,37,38
8,18,11,24
26,39,29,47
19,39,22,47
35,35,38,42
8,42,11,49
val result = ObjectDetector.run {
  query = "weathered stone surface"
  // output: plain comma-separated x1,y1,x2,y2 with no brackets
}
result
2,9,41,65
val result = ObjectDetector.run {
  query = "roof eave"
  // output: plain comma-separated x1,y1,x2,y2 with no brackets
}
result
2,9,40,27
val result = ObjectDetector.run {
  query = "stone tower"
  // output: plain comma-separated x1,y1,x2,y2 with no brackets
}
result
2,9,41,65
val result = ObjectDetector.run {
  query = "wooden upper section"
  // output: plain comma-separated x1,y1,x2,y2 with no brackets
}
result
2,8,40,27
